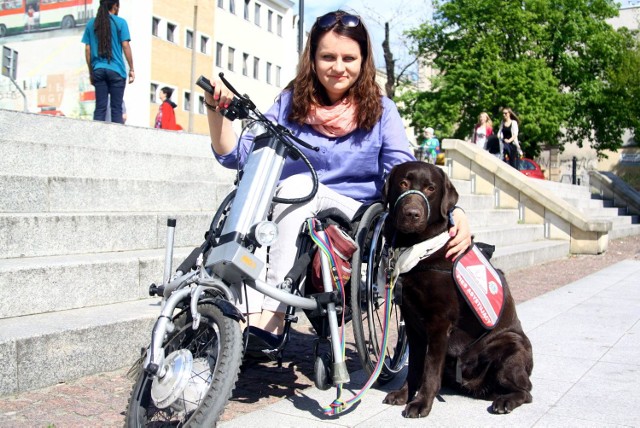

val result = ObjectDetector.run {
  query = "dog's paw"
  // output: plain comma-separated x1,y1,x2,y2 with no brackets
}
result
383,389,408,406
403,398,432,418
491,391,532,414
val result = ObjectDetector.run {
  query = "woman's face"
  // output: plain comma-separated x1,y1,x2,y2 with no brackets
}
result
480,113,488,123
314,31,362,104
502,110,510,120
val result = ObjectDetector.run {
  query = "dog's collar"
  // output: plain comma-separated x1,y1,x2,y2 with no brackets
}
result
390,231,450,280
393,190,431,223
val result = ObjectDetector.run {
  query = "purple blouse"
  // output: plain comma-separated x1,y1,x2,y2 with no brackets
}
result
214,90,415,203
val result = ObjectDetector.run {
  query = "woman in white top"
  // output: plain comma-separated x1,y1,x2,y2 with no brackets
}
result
473,112,493,150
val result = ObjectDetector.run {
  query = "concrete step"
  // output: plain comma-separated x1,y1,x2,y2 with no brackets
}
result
473,224,545,248
491,239,571,273
0,247,195,319
1,110,213,156
465,208,520,228
608,223,640,240
0,139,231,183
456,193,494,211
0,212,214,259
534,180,592,199
0,299,158,396
0,174,233,213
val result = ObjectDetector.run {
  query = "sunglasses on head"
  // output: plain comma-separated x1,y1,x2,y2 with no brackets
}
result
316,12,361,30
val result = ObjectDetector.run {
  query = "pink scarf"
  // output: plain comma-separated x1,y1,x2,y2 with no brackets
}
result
305,99,358,138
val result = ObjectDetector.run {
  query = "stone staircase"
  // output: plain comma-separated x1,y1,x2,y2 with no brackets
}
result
0,110,234,396
1,109,638,396
535,179,640,240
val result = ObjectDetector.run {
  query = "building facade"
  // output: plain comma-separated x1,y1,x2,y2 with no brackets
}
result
0,0,299,135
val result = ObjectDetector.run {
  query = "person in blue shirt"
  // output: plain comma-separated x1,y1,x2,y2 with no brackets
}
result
82,0,134,124
421,127,440,164
203,10,472,342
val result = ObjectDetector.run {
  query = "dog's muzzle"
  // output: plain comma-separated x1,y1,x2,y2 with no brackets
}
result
393,189,431,224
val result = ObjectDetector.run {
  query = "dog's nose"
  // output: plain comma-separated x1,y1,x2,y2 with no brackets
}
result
403,207,421,221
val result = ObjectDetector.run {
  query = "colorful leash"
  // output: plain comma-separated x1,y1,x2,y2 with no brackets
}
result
307,218,396,416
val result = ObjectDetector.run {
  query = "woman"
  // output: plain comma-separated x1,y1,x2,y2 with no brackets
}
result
204,10,472,341
154,86,181,130
473,112,493,150
82,0,134,124
498,108,522,169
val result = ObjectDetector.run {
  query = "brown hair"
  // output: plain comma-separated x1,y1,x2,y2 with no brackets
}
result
286,10,382,131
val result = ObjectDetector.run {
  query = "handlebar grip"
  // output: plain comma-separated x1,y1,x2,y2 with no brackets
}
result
196,75,214,95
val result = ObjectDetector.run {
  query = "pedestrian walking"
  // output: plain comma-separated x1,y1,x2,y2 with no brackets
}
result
82,0,134,124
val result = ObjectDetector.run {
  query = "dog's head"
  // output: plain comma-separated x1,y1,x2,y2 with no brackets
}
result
383,161,458,245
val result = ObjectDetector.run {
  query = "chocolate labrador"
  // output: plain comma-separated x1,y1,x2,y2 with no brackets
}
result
382,161,533,418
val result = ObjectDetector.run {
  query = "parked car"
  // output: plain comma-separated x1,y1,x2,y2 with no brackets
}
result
518,158,545,179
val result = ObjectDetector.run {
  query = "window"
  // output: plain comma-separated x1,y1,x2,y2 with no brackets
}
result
254,3,260,26
227,47,235,71
184,91,191,112
242,53,249,76
216,42,223,67
198,95,206,114
244,1,250,20
152,17,159,37
277,15,282,36
253,57,259,79
229,0,235,14
200,35,209,54
167,22,176,43
267,10,273,32
266,61,271,84
276,66,281,87
150,83,158,103
186,30,193,49
217,0,223,7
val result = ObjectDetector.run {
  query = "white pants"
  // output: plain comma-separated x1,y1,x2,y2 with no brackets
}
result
236,174,362,314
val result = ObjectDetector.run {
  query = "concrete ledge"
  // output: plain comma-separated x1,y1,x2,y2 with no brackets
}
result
0,175,233,213
0,247,193,318
443,139,611,254
0,299,159,394
0,212,214,259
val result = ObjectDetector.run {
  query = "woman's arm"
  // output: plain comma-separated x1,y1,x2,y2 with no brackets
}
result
204,77,239,156
446,207,472,260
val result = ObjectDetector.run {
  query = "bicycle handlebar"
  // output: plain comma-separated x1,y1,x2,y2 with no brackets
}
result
196,73,319,205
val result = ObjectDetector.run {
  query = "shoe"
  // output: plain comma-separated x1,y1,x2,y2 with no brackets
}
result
245,326,284,353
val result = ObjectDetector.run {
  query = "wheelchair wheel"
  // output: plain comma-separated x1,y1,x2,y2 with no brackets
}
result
350,203,408,384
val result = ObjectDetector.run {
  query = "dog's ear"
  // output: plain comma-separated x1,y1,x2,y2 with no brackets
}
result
439,167,459,219
382,165,399,210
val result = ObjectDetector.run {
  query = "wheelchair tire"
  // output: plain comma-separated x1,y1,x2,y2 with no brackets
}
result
350,202,408,384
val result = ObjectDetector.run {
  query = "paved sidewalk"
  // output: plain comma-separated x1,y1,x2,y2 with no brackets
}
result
219,260,640,427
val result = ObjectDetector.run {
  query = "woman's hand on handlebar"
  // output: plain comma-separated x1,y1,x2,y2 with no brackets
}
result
204,77,235,112
205,76,238,156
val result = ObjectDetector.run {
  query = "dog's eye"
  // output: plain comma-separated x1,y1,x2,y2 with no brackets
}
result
399,179,410,190
426,185,436,193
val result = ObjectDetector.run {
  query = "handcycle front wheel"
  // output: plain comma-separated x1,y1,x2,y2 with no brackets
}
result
350,202,408,384
125,302,243,427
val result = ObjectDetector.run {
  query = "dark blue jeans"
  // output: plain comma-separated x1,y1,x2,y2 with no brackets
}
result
93,68,126,124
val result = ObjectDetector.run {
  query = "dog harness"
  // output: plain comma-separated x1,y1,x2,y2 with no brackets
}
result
389,231,450,282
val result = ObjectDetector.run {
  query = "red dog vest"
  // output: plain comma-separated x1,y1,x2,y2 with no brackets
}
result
453,244,505,329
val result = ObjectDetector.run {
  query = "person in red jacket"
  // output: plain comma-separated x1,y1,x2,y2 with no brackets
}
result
154,86,182,130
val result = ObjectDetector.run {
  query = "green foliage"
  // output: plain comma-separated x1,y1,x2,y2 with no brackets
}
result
401,0,638,156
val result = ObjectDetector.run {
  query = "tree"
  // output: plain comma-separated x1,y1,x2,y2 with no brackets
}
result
398,0,638,156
